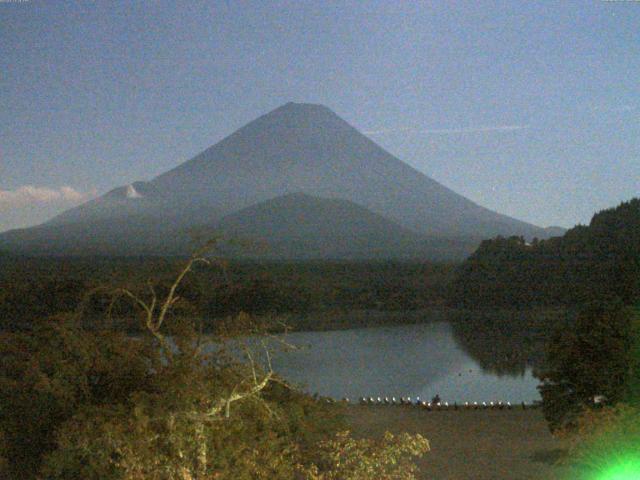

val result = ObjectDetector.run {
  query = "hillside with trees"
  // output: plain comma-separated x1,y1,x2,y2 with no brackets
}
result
448,198,640,308
448,199,640,448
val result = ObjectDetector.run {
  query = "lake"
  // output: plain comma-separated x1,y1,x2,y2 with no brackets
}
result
265,321,541,403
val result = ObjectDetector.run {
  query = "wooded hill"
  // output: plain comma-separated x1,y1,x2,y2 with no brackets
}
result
448,198,640,307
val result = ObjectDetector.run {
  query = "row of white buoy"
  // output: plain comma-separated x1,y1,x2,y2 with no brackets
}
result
314,396,540,410
349,397,539,410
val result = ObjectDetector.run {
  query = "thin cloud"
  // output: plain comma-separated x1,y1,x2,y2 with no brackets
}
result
588,104,636,113
363,125,528,136
0,185,96,210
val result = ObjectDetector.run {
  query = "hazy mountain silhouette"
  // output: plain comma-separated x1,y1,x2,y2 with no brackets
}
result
0,102,551,258
210,193,480,259
0,193,479,259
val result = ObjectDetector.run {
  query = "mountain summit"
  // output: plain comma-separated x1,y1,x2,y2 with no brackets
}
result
0,103,550,257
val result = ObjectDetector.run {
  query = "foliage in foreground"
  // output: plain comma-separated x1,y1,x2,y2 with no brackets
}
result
0,251,430,479
301,431,429,480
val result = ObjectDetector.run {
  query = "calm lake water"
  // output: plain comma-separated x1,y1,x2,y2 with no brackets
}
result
265,322,541,403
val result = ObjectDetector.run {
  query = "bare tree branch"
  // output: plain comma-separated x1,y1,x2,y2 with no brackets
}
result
208,369,274,418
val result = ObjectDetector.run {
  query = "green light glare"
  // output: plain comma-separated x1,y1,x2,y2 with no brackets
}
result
594,458,640,480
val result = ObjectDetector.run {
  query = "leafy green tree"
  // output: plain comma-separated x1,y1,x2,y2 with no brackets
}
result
536,301,637,431
0,317,157,478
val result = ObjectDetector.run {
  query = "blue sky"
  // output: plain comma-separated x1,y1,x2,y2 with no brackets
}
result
1,0,639,232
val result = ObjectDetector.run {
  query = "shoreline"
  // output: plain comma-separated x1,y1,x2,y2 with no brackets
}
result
259,305,567,334
3,306,567,335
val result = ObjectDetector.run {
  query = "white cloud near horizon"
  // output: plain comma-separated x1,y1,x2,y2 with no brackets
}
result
363,125,528,136
0,185,96,210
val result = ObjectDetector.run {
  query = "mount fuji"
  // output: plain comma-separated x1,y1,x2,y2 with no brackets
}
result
0,102,553,259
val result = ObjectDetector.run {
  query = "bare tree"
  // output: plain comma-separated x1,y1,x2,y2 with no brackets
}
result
104,239,285,421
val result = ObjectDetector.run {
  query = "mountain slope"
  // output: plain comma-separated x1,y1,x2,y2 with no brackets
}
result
0,216,187,256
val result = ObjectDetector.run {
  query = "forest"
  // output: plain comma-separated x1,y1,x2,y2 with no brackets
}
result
448,198,640,463
0,256,455,332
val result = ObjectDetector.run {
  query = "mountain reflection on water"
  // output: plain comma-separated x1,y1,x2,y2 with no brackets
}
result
259,310,564,403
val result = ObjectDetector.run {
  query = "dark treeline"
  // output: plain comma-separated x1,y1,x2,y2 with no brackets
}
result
448,198,640,308
0,256,455,331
